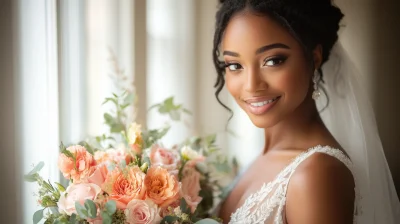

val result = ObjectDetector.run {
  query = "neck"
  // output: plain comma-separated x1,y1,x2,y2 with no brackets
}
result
263,96,329,154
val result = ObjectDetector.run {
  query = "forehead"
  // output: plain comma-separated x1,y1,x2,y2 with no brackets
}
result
221,12,296,51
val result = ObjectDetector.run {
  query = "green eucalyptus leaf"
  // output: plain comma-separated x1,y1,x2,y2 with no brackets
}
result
110,123,125,133
59,142,67,151
105,200,117,215
169,110,180,121
104,113,114,124
27,161,45,176
205,134,217,146
24,174,38,182
50,206,59,214
195,218,221,224
102,97,118,106
101,211,112,224
54,182,66,192
180,198,190,214
164,97,174,108
61,148,74,159
75,201,88,219
69,213,77,224
123,92,135,105
33,209,44,224
84,199,97,219
158,105,169,114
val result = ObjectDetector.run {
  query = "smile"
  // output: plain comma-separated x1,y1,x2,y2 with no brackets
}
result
249,96,280,107
245,96,281,115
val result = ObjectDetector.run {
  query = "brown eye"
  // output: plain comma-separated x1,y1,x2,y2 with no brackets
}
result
225,63,243,71
263,56,287,67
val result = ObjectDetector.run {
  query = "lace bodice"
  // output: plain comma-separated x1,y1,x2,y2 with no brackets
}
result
229,145,360,224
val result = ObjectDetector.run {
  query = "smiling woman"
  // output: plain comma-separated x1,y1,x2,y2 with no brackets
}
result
212,0,400,224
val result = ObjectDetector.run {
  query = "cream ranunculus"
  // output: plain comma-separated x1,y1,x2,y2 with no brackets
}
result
180,146,203,161
127,123,143,154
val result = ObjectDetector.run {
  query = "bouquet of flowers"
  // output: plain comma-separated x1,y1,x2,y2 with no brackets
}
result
25,62,236,224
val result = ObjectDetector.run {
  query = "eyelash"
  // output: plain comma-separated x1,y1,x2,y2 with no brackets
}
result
224,56,287,72
263,56,287,67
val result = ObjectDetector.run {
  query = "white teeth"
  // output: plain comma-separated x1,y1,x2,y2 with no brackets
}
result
249,97,279,107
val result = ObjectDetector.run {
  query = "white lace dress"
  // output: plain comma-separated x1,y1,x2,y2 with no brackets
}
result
228,145,360,224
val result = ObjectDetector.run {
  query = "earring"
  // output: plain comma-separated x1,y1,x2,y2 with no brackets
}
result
312,71,321,100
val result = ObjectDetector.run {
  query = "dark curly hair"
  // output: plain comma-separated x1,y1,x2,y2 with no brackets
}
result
213,0,344,113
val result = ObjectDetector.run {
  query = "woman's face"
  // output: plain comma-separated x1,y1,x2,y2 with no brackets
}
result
222,12,314,128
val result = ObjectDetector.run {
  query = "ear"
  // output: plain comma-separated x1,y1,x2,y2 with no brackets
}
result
312,44,323,70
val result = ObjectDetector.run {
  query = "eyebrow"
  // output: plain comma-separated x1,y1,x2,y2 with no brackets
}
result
223,43,290,57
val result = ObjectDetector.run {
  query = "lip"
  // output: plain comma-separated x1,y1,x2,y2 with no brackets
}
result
244,96,281,115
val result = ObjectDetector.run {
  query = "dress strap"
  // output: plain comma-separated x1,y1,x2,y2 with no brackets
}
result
284,145,353,193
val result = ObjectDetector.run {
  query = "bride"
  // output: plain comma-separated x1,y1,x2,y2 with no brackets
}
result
212,0,400,223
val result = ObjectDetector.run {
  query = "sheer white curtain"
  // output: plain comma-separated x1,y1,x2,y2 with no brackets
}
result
85,0,134,137
146,0,197,146
14,0,135,222
14,1,60,223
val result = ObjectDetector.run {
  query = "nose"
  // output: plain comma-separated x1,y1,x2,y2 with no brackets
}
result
244,67,267,92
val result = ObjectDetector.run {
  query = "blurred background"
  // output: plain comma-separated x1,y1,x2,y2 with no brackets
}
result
1,0,399,223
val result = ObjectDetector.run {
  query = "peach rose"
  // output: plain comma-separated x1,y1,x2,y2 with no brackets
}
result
58,145,96,183
57,183,101,215
102,166,146,209
144,166,180,207
124,199,162,224
88,165,108,186
149,145,181,175
181,167,203,213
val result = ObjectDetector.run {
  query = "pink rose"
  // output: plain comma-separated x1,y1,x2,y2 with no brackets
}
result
149,145,181,175
57,183,102,215
88,165,108,186
181,167,203,213
58,145,96,183
94,148,131,165
124,199,162,224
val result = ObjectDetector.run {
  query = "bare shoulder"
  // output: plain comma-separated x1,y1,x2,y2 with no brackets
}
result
285,152,355,224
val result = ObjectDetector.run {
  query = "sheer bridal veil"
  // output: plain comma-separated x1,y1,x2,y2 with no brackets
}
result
318,43,400,223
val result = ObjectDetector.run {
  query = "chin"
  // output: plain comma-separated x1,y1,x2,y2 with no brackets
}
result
247,113,282,129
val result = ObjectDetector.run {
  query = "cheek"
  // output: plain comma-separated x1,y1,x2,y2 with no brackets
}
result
225,74,242,99
273,69,310,102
